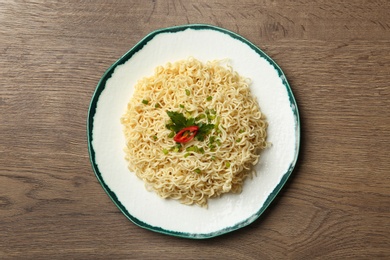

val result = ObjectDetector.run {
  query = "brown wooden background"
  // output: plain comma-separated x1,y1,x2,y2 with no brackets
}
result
1,1,389,259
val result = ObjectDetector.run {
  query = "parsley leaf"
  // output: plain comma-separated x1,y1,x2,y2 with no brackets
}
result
166,111,188,132
186,117,195,127
196,123,214,141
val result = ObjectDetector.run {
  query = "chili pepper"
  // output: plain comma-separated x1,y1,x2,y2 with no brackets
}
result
173,126,199,143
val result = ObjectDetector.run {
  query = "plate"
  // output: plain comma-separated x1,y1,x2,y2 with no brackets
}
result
87,24,300,239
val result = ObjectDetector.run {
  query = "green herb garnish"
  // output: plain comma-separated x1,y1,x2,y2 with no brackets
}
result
185,145,205,154
195,114,206,121
166,111,214,141
166,111,189,132
208,144,216,150
214,116,221,131
186,146,199,152
142,100,149,105
171,143,182,152
196,123,215,141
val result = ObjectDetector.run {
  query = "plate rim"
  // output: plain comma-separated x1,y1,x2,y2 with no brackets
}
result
87,23,300,239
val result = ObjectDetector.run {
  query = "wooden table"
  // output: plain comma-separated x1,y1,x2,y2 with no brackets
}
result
1,1,389,259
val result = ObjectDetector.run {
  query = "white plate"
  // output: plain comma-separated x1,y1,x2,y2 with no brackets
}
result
87,24,300,239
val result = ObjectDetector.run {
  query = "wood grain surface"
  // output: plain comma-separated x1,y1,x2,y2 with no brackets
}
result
1,0,389,259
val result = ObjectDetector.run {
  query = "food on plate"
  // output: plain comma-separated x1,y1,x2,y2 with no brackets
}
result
121,57,268,207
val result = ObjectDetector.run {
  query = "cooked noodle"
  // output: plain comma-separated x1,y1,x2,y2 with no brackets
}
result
121,57,268,207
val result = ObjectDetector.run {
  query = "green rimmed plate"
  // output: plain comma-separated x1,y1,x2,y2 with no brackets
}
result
87,24,300,239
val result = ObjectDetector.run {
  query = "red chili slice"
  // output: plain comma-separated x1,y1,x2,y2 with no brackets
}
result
173,126,199,143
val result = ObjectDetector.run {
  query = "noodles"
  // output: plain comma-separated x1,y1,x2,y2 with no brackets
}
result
121,57,268,207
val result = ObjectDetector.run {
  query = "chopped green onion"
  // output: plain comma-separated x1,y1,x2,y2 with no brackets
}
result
142,100,149,105
209,136,216,144
214,116,221,130
172,143,182,152
185,89,190,96
162,148,169,155
205,109,216,121
155,103,161,108
186,146,199,152
206,96,212,101
168,131,175,138
179,104,185,109
239,129,244,133
211,156,216,160
236,138,242,142
195,114,206,121
194,168,201,174
184,153,191,158
215,139,222,146
208,114,216,120
225,162,231,168
185,145,204,154
152,135,158,141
